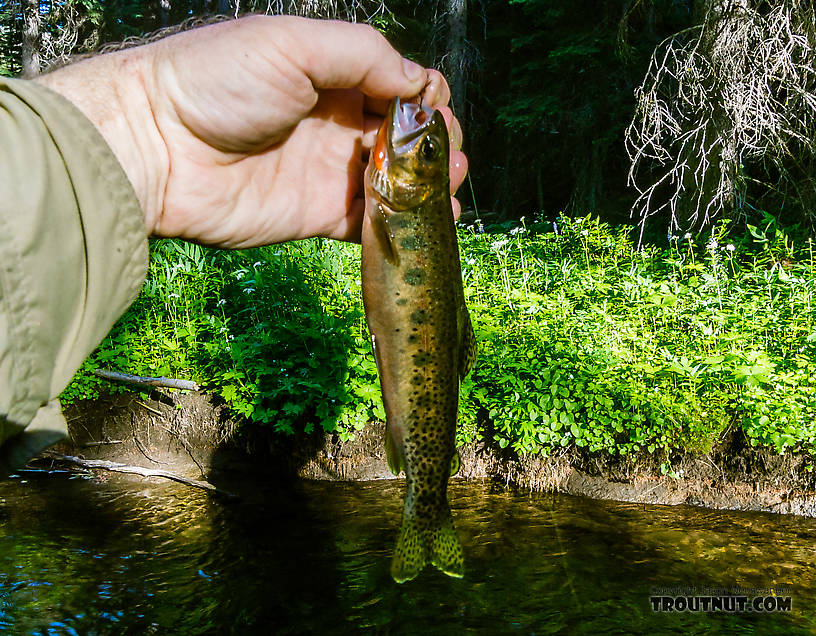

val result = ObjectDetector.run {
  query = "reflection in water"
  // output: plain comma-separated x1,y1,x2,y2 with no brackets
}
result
0,472,813,634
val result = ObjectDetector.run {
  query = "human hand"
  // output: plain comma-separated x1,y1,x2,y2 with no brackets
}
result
36,15,468,248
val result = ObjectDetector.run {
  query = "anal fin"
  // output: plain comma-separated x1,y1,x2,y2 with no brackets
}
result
385,422,406,476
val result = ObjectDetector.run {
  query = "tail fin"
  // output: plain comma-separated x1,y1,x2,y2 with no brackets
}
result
391,508,464,583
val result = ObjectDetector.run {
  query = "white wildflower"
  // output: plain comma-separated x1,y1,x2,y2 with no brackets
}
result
726,244,735,252
253,261,263,268
580,229,588,236
490,238,509,251
477,221,485,234
466,258,476,266
683,233,692,240
217,298,226,307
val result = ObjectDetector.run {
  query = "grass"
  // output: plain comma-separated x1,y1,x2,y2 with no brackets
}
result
61,213,816,468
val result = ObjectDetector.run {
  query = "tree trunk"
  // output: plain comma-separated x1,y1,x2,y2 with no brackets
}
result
444,0,467,129
21,0,40,77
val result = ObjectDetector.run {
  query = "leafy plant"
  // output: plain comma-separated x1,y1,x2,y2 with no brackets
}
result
62,215,816,461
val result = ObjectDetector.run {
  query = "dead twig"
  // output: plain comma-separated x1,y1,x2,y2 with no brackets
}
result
135,400,163,417
80,440,125,447
40,452,237,499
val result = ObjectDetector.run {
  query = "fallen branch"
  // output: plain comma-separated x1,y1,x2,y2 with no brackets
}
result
94,369,199,391
80,440,125,447
40,452,236,498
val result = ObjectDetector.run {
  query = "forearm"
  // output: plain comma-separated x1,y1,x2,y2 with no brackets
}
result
35,48,166,234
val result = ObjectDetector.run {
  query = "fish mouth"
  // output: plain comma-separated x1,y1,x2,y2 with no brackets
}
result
390,97,436,152
369,97,437,210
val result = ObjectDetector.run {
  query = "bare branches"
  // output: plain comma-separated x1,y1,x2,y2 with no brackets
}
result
231,0,391,22
38,1,102,71
626,1,816,236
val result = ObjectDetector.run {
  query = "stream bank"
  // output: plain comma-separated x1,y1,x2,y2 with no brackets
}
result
42,390,816,516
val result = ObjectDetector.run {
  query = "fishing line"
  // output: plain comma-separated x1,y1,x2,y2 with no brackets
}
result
445,92,481,221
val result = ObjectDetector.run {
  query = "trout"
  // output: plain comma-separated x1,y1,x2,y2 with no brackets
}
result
361,97,477,583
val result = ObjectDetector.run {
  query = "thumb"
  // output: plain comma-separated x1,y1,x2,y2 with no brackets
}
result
273,16,428,99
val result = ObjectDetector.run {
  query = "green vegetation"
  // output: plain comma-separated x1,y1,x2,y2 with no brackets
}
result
460,216,815,466
62,216,816,465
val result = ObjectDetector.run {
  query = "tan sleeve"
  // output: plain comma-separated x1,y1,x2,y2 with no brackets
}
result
0,77,148,474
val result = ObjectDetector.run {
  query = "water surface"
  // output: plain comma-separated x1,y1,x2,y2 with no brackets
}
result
0,472,812,634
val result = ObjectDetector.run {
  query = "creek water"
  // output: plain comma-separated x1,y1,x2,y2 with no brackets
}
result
0,470,813,635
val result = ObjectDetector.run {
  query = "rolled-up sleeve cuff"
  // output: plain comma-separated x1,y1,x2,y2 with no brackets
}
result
0,77,148,472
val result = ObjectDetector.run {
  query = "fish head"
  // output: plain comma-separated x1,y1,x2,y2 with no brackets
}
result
368,97,450,211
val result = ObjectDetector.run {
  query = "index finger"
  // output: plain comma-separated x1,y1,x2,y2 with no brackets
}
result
278,16,429,99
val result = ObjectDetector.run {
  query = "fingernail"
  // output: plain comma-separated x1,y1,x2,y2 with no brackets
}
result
402,58,425,83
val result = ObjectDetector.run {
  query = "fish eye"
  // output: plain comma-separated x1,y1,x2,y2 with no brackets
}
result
419,137,439,162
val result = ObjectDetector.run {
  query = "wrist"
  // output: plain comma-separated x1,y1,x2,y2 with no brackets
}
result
35,50,168,236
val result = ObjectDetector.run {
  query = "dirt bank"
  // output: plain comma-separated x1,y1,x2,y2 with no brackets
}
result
39,390,816,517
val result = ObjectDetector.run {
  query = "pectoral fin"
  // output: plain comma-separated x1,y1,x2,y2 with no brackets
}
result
372,333,406,477
371,203,398,266
458,310,477,379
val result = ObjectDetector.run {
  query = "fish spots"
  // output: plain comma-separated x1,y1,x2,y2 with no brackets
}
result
404,268,426,286
413,350,432,365
415,392,433,408
400,236,425,251
410,309,429,325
